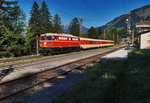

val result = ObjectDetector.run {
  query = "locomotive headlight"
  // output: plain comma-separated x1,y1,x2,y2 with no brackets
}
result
40,44,42,46
49,43,51,46
44,42,46,46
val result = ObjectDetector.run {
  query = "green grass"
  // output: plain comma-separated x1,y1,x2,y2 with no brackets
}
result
51,49,150,103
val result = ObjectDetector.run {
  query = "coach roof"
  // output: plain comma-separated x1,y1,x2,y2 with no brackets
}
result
80,37,114,42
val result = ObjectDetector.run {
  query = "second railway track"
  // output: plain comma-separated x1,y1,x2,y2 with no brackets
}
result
0,45,125,102
0,55,42,64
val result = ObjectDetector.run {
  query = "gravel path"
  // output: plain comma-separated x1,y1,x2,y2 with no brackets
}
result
101,46,133,62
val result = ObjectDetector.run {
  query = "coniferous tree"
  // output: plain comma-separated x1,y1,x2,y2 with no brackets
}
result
0,11,3,26
0,25,13,57
25,27,34,55
97,27,103,38
28,1,41,53
13,8,26,34
40,1,52,34
53,14,63,33
110,28,119,44
28,1,41,36
0,0,26,57
69,17,79,36
0,25,25,57
0,0,25,34
146,16,150,21
88,26,98,39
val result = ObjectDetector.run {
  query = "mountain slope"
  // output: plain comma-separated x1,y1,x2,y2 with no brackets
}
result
100,4,150,30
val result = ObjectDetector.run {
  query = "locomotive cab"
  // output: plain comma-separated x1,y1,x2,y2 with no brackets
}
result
40,35,52,47
39,33,80,55
39,35,53,55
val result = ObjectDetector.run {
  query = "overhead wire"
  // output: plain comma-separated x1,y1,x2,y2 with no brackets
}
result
85,0,110,20
81,0,108,22
23,0,74,20
23,0,33,5
22,0,91,28
122,0,126,13
44,0,91,27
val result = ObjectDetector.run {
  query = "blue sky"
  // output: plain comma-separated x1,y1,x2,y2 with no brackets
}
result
18,0,150,28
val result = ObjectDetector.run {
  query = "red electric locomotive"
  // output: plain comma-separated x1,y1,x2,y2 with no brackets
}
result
39,33,114,55
39,33,80,55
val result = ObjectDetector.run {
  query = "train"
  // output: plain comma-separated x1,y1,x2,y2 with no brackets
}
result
39,33,114,55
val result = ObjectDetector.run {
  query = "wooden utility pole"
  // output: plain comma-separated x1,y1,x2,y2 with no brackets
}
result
126,12,131,44
117,33,119,43
113,34,114,41
79,16,83,37
36,35,39,55
104,29,105,40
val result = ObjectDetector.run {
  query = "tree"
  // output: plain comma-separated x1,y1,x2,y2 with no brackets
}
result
118,28,127,38
109,28,119,44
28,1,41,53
53,14,63,33
69,17,79,36
0,0,26,57
0,25,25,57
0,10,4,26
40,1,52,34
88,26,98,39
0,25,13,57
28,1,41,36
13,8,26,34
146,16,150,21
24,28,35,55
0,0,25,34
82,32,89,38
97,27,103,39
97,27,103,36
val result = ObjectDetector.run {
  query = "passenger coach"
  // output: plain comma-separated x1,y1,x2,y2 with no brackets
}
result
80,37,114,49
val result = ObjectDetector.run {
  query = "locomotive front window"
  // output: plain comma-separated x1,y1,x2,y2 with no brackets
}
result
46,36,52,41
41,36,45,41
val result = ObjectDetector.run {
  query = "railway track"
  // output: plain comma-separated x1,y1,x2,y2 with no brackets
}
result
0,45,122,71
0,55,42,64
0,45,125,102
0,46,114,69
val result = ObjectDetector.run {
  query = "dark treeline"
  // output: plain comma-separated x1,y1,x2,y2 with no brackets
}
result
83,27,120,44
0,0,120,58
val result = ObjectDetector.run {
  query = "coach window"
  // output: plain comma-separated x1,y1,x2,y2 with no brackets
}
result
56,36,58,40
46,36,51,41
41,36,45,41
54,36,57,40
83,40,85,44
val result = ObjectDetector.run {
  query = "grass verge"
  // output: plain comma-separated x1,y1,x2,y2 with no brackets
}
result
51,49,150,103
